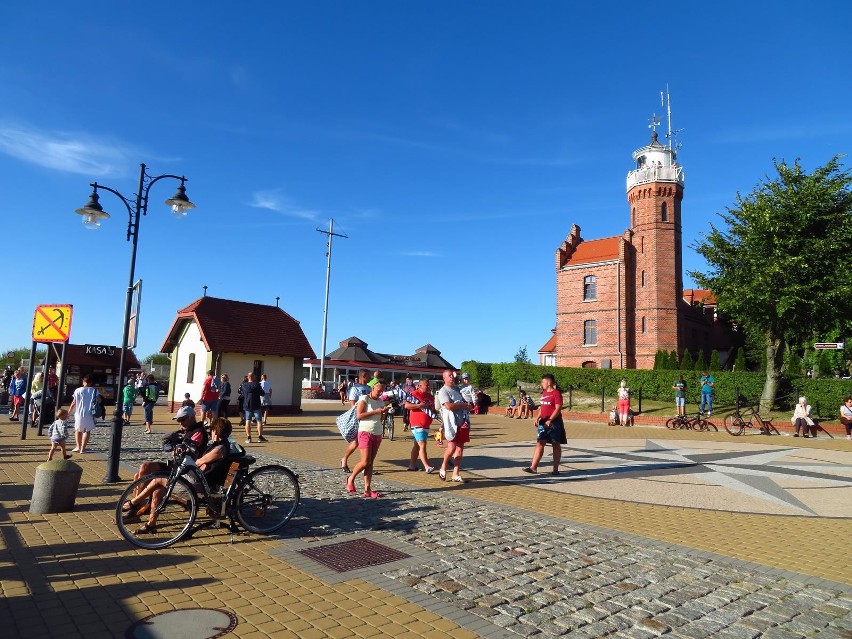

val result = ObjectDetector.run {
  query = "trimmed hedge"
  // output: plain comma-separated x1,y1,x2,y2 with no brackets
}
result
460,361,852,417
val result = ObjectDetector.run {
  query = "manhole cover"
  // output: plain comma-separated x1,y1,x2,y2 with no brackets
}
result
299,537,411,573
125,608,237,638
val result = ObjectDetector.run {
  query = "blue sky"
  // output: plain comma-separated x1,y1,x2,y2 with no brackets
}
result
2,1,851,369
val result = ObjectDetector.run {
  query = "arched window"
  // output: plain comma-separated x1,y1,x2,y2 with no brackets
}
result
186,353,195,383
661,202,668,221
583,275,597,300
581,360,598,369
584,320,597,345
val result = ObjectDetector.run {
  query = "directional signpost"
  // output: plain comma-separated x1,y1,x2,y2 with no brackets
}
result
814,343,845,350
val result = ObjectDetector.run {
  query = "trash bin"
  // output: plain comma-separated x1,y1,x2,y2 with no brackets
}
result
30,459,84,514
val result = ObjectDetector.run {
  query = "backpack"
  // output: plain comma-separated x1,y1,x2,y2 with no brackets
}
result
144,383,158,403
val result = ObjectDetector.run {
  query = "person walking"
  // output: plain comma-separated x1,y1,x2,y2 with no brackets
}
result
259,373,272,425
68,374,98,453
47,408,72,461
198,370,219,426
672,374,686,417
406,379,436,473
8,368,26,421
346,381,389,498
437,369,471,483
699,370,715,417
240,372,266,443
340,369,371,472
141,375,159,434
522,373,566,475
217,373,231,418
121,377,138,424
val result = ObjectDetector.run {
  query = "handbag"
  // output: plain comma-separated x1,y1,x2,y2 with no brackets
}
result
336,406,359,442
89,389,100,415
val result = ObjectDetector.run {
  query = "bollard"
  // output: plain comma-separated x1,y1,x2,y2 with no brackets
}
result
30,459,84,514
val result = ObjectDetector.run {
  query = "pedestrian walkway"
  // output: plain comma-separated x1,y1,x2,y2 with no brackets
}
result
0,402,850,638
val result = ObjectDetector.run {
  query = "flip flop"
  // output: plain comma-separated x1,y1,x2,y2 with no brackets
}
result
451,476,465,483
522,467,537,474
438,470,446,481
345,479,356,494
363,491,381,499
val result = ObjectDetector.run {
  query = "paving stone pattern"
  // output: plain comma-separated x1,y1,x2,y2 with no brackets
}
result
90,421,852,639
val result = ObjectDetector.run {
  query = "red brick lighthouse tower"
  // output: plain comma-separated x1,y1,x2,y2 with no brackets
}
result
626,117,685,368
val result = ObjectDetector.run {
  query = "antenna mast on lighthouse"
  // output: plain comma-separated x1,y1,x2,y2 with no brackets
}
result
663,85,683,153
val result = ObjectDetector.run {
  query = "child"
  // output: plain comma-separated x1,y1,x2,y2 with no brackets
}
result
182,393,196,408
47,408,72,461
122,379,137,424
506,394,517,417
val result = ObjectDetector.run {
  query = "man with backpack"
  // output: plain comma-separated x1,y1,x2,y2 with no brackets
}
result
142,375,159,434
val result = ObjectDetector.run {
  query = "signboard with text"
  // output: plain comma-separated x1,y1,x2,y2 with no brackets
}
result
814,343,845,350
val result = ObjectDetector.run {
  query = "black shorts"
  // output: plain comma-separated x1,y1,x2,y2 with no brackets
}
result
536,416,567,445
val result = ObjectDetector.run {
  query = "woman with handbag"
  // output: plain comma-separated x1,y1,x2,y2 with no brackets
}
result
346,382,390,498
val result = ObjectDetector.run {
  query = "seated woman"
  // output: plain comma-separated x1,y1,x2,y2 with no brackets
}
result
840,397,852,441
516,391,530,418
122,417,233,534
791,396,816,438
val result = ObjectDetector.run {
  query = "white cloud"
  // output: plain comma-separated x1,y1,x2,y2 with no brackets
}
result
249,188,319,220
0,121,135,175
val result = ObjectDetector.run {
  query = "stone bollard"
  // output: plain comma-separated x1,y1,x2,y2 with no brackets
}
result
30,459,84,514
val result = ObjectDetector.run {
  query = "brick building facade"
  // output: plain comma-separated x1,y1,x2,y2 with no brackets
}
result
552,129,733,369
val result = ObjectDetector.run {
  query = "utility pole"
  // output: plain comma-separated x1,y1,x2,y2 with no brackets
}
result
316,219,348,390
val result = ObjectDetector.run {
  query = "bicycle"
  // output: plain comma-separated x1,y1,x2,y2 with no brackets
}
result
723,405,781,436
116,443,300,549
665,410,716,431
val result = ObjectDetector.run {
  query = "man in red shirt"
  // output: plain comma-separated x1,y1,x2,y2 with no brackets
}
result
405,379,437,473
198,370,219,426
522,373,566,476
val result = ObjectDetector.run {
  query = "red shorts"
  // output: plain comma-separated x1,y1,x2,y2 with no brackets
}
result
357,431,382,450
618,399,630,413
12,396,23,408
451,425,470,446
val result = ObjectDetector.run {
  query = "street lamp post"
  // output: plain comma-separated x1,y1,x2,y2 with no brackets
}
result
75,163,194,483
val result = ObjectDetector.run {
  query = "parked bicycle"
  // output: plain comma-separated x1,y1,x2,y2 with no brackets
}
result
665,410,716,431
116,443,300,549
724,405,781,436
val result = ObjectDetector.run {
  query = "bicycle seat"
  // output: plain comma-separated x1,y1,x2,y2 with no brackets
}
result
233,455,255,467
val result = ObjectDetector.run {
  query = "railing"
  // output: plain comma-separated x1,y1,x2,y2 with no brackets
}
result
626,165,684,190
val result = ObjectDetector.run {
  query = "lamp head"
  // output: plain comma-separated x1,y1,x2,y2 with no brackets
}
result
165,181,195,218
74,189,110,230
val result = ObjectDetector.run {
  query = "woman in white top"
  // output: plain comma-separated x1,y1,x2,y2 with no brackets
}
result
791,396,815,438
617,380,631,427
839,396,852,441
346,382,389,498
68,374,98,453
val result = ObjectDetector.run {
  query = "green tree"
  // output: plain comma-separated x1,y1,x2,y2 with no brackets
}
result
691,157,852,411
514,346,530,364
734,347,747,372
680,349,694,371
694,348,707,372
142,353,170,366
709,349,721,371
653,350,664,369
668,350,679,370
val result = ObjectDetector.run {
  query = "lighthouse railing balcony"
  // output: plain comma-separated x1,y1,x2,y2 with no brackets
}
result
626,165,685,190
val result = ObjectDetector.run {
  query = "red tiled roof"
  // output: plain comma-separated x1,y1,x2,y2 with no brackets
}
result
538,334,557,354
565,236,621,266
160,297,316,359
683,289,717,305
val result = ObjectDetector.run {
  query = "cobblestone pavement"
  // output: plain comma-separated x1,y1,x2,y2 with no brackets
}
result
82,416,852,639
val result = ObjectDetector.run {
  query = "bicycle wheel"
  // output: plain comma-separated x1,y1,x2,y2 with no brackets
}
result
665,417,679,430
691,419,709,431
235,465,300,534
383,415,394,441
702,418,719,432
724,415,746,436
116,474,197,549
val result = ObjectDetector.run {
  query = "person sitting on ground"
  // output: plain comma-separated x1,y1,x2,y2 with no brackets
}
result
840,396,852,441
791,396,816,438
505,394,517,417
122,417,232,534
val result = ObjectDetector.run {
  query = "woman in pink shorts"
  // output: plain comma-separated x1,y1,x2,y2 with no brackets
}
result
346,382,389,498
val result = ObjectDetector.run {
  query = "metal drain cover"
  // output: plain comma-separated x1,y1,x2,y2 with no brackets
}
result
298,537,411,573
125,608,237,638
